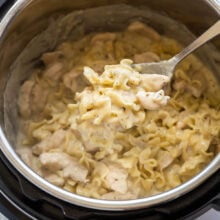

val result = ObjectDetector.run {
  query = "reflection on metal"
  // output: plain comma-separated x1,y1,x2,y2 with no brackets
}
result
206,0,220,15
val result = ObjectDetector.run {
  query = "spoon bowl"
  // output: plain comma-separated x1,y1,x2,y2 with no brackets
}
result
132,20,220,78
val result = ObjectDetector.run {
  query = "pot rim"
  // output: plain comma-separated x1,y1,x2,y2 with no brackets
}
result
0,0,220,211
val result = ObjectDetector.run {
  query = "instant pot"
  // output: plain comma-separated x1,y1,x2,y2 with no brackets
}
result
1,0,220,219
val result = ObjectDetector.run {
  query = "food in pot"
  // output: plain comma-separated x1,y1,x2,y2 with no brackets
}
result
16,21,220,200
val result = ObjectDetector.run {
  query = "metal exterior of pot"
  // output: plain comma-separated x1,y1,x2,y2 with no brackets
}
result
0,0,220,211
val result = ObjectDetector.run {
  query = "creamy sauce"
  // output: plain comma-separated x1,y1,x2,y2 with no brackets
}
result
16,21,220,200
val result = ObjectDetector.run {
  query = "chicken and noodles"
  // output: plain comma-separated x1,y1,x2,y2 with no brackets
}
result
16,21,220,200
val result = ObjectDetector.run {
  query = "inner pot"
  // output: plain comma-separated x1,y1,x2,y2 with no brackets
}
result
0,0,220,211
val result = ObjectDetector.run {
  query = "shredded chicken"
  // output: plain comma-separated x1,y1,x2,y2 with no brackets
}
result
16,20,219,201
140,74,170,91
18,80,48,119
137,90,170,110
41,51,63,66
157,150,174,170
42,172,65,187
16,147,33,167
173,68,207,98
63,68,88,93
31,84,48,115
44,62,64,84
40,152,88,182
32,129,66,155
127,21,161,41
105,163,128,194
18,80,35,118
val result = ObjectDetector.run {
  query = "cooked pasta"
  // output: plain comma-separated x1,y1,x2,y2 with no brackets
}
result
16,21,220,200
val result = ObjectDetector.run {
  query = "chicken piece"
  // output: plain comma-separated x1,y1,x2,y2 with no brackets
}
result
117,30,152,57
39,152,69,170
63,163,88,183
127,21,161,41
18,80,35,118
18,80,48,119
39,152,88,182
16,147,33,167
88,33,116,65
134,51,160,63
90,32,116,44
173,80,202,98
16,147,41,174
44,62,64,85
140,74,170,92
44,173,65,187
32,129,66,155
63,69,88,92
105,163,128,194
63,69,79,91
76,121,115,152
173,69,207,98
137,90,170,110
157,150,174,170
30,83,48,115
41,167,65,186
41,51,63,66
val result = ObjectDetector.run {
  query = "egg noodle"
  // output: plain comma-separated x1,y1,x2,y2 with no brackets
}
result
16,21,220,200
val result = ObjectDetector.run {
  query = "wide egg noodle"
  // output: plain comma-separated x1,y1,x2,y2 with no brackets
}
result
16,20,220,200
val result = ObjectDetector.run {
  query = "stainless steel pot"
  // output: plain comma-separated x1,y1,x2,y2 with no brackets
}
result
0,0,220,211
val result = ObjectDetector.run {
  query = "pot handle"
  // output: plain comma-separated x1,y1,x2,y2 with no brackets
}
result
212,195,220,211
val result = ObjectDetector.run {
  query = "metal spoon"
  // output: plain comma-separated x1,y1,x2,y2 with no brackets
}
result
132,20,220,77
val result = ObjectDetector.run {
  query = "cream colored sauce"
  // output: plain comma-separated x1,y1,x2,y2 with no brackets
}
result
16,21,220,200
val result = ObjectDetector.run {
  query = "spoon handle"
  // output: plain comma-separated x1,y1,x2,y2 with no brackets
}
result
171,20,220,65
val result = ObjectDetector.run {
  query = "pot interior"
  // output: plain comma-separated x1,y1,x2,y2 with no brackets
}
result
0,0,220,211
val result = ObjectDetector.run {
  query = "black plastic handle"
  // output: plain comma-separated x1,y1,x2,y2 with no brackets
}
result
212,195,220,212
